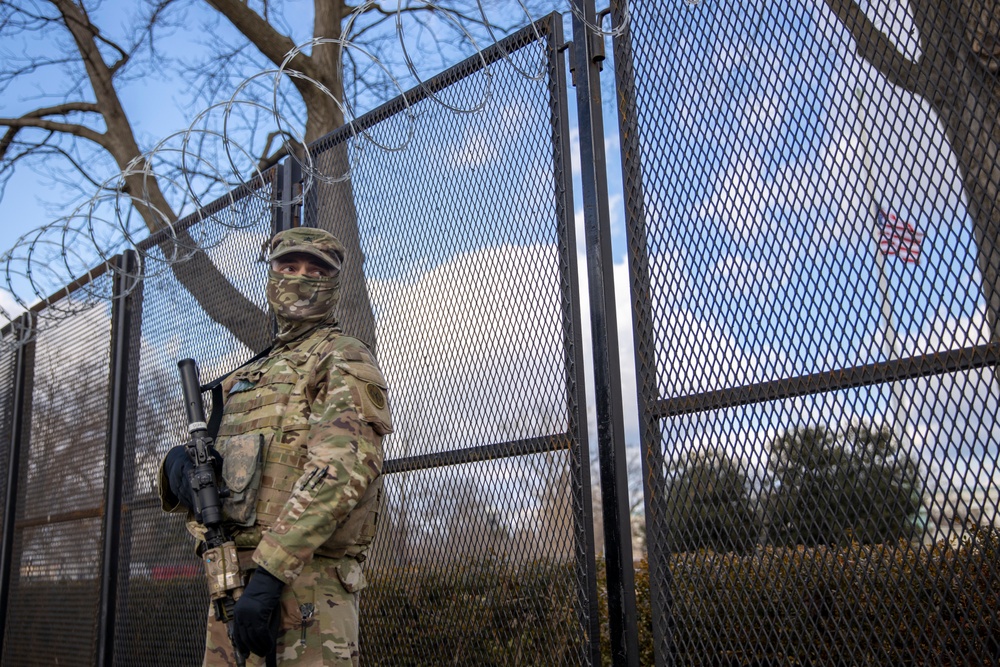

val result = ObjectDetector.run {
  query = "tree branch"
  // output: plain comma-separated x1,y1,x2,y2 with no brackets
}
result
28,144,108,190
0,115,107,148
17,101,101,117
134,0,183,62
256,129,293,170
90,28,130,73
0,102,106,160
202,0,306,75
822,0,929,97
0,56,78,89
0,127,18,161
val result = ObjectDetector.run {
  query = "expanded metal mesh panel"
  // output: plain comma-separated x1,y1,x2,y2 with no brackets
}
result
0,334,15,544
112,176,276,667
613,0,1000,664
305,16,597,665
363,453,586,665
1,290,113,666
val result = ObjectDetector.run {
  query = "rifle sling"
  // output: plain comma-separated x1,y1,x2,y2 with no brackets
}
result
201,345,273,440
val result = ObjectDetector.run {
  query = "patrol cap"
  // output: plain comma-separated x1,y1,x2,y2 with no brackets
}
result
268,227,345,271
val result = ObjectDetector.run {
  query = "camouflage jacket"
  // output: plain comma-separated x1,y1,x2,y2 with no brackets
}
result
159,323,392,583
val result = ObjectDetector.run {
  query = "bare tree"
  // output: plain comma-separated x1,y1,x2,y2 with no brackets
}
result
0,0,273,351
183,0,549,347
825,1,1000,341
1,0,548,350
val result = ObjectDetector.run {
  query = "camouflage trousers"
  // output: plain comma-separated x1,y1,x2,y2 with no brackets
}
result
203,555,367,666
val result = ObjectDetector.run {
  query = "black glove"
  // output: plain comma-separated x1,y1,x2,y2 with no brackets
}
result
164,443,221,510
233,567,285,657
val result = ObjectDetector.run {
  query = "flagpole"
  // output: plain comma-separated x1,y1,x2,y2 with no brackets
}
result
854,87,909,444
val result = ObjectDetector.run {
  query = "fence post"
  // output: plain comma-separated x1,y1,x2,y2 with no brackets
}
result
275,157,303,234
96,250,141,667
270,158,301,338
545,14,605,665
570,1,641,664
0,314,36,657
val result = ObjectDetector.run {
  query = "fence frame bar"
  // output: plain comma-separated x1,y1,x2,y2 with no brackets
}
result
0,314,36,657
276,157,302,233
608,0,678,662
570,1,640,664
96,250,141,666
655,344,1000,417
548,14,604,666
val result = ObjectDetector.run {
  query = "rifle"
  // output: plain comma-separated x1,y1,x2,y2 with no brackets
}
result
178,358,247,667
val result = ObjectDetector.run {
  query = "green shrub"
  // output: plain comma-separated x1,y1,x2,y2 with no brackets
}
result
360,559,586,666
10,530,998,666
359,528,999,665
611,526,1000,666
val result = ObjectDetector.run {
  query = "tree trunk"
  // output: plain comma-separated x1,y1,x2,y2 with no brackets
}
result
832,0,1000,345
310,144,378,351
937,59,1000,344
53,0,271,353
197,0,378,351
116,151,271,353
164,235,272,353
300,4,378,351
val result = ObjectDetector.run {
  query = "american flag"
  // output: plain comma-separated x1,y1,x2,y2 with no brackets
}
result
878,208,923,264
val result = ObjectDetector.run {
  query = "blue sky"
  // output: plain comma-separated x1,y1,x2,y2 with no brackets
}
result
619,0,996,505
0,1,629,314
2,0,996,516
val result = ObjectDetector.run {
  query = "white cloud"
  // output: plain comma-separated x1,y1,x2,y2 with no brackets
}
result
447,130,499,168
370,243,570,458
365,237,748,485
688,1,967,270
0,289,24,327
569,126,581,180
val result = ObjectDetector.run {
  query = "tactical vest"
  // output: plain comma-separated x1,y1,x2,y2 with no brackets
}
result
213,325,392,561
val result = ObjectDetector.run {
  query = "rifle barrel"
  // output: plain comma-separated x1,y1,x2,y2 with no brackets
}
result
178,358,208,431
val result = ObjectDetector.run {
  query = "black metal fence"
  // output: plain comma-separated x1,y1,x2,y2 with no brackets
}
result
3,1,1000,665
612,0,1000,664
0,14,601,666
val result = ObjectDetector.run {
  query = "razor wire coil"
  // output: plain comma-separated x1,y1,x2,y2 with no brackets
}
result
0,1,627,342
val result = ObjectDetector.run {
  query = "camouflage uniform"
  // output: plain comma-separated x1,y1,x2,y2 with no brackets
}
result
159,228,391,666
203,554,366,666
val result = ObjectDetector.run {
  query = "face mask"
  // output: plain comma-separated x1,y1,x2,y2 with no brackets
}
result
266,270,340,339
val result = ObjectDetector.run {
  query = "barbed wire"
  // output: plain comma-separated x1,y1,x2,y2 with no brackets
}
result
0,1,628,344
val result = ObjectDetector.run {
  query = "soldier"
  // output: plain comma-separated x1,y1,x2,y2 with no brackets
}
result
158,227,392,666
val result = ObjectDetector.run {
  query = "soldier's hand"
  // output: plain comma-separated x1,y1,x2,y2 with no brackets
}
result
163,444,222,510
233,567,285,657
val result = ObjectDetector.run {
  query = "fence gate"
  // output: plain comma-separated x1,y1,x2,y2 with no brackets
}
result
612,0,1000,665
301,14,601,666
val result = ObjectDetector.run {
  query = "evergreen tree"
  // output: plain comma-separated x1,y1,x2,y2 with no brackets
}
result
662,448,760,554
765,421,924,547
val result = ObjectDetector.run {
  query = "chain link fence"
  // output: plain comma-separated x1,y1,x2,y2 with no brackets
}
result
613,0,1000,664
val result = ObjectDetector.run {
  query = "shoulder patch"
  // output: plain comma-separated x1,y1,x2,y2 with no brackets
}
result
365,383,386,409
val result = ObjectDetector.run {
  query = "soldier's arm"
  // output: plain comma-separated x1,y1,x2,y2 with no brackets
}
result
156,463,187,513
252,349,390,582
